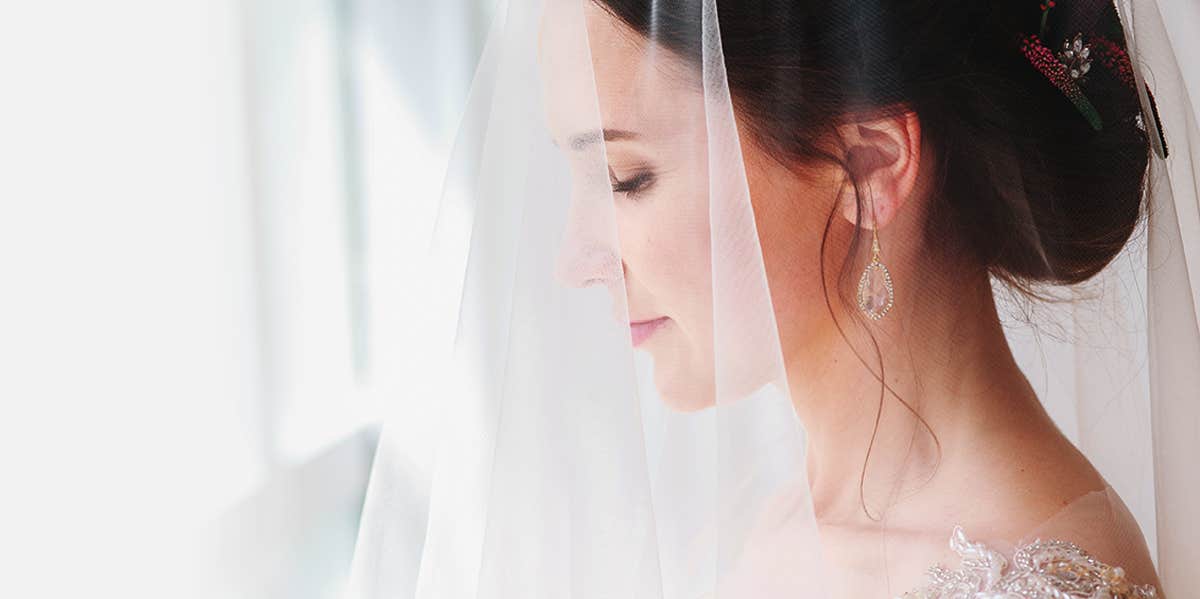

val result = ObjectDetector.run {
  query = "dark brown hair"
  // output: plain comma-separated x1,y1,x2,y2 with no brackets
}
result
593,0,1150,287
592,0,1152,515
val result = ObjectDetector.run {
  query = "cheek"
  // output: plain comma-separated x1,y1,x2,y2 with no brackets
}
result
747,161,849,341
617,200,717,411
616,197,713,321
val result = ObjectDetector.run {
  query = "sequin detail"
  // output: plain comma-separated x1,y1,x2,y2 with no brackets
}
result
899,526,1158,598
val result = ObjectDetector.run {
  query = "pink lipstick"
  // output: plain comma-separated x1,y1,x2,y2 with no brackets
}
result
629,317,669,346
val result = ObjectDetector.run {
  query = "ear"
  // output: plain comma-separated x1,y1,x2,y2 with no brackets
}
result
835,110,921,230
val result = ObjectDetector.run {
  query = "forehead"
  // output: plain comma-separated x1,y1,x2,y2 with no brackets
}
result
538,1,702,144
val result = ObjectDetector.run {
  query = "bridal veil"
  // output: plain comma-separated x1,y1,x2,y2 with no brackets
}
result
348,0,1200,596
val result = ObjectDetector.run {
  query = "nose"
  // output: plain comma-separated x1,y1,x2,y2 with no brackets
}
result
555,241,623,289
554,190,623,289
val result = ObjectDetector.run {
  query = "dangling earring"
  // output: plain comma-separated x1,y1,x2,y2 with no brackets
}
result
857,229,894,320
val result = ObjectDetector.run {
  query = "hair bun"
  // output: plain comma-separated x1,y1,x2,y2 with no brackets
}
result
966,1,1151,286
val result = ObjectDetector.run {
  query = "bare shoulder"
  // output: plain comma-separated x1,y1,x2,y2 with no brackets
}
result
940,419,1160,588
976,420,1106,525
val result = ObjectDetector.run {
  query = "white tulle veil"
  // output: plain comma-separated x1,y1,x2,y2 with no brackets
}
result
347,0,1200,596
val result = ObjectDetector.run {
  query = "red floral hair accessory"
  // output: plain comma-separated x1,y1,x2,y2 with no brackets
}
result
1019,32,1104,130
1018,0,1166,157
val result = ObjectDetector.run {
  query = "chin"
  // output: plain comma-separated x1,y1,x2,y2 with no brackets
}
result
649,352,716,412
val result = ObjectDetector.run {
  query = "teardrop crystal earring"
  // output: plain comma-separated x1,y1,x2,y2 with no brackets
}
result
857,229,894,320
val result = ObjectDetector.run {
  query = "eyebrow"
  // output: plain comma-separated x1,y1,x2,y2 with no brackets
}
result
567,128,639,151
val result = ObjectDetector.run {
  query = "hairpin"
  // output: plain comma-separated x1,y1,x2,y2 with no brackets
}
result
1022,1,1169,157
1020,33,1103,131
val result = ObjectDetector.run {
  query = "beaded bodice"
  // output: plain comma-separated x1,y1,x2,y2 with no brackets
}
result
899,526,1159,599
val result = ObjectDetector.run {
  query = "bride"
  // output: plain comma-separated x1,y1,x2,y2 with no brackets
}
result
350,0,1197,597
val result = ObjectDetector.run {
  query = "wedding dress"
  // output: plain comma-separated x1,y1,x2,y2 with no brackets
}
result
899,489,1159,597
901,479,1170,598
902,488,1161,598
901,530,1158,598
347,0,1200,597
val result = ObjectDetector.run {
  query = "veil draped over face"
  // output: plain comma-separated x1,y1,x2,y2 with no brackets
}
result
348,0,1200,596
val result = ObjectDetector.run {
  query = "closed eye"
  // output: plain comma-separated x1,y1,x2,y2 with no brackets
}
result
609,168,656,199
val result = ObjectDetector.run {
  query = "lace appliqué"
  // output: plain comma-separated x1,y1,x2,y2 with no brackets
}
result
899,526,1159,599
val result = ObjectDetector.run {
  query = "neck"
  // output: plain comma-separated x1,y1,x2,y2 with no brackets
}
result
785,270,1040,524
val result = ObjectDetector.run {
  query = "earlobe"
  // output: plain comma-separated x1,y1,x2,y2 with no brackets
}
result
835,111,922,231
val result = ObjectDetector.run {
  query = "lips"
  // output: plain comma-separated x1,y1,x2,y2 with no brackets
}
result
629,317,669,346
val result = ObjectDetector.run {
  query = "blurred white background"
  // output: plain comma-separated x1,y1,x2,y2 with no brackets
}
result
0,1,1196,598
0,0,491,597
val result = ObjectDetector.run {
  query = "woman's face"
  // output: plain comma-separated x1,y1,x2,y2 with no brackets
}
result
539,3,847,410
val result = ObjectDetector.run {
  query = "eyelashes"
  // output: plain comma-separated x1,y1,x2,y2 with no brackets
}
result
608,167,656,200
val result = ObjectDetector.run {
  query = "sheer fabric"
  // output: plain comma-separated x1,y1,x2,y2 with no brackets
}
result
348,0,1200,597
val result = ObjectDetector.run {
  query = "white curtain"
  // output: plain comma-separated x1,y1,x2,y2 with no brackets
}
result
0,1,490,598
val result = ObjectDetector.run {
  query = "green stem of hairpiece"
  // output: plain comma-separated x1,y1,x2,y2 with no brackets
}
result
1072,95,1104,131
1040,9,1050,38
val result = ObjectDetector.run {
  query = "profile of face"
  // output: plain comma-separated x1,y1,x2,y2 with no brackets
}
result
538,2,921,411
538,2,713,410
